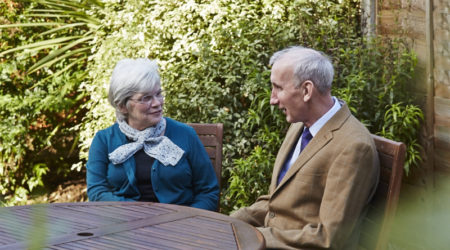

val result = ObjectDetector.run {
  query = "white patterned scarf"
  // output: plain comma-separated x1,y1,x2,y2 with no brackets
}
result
108,118,184,166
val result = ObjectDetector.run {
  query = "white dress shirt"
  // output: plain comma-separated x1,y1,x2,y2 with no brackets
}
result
283,96,342,171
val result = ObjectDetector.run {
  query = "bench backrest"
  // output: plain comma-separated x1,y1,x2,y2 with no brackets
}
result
359,134,406,250
188,123,223,188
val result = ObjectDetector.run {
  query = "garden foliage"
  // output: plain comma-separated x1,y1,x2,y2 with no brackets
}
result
1,0,423,212
0,0,93,205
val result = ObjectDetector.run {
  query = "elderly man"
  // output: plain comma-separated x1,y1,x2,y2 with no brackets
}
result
231,46,379,249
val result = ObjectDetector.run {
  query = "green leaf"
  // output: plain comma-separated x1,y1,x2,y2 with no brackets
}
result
28,35,93,73
0,36,83,56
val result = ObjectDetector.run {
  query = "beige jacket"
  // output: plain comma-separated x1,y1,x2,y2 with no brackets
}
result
231,103,379,249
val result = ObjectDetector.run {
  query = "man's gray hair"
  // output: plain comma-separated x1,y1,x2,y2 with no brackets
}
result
108,58,160,121
269,46,334,93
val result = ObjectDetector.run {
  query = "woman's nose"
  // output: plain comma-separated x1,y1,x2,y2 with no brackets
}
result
151,96,163,107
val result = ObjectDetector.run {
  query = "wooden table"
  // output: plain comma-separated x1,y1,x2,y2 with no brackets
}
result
0,202,265,250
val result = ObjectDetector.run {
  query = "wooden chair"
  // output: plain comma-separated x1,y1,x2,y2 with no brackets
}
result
358,134,406,250
188,123,223,188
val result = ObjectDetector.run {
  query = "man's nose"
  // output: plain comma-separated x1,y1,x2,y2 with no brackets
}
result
270,91,278,105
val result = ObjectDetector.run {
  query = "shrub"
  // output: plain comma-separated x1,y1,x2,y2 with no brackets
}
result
1,0,423,212
0,0,91,205
76,0,422,213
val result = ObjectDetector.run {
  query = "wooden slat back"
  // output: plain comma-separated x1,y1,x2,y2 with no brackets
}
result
359,134,406,250
188,123,223,188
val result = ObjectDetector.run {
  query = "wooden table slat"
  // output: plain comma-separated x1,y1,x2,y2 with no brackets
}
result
50,205,126,225
43,246,68,250
138,224,237,249
179,216,236,234
66,205,174,218
61,205,146,221
109,231,171,250
104,203,174,216
10,206,105,232
67,237,126,250
112,231,213,250
44,245,73,250
12,209,90,233
83,235,148,250
150,219,236,243
55,241,92,250
107,233,189,250
0,233,17,245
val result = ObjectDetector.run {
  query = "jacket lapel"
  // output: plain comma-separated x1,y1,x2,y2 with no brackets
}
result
269,122,303,193
272,102,352,194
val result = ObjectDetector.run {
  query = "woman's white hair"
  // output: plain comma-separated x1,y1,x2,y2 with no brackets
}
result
269,46,334,94
108,58,160,121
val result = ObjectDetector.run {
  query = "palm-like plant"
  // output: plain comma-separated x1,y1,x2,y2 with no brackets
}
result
0,0,103,76
0,0,104,206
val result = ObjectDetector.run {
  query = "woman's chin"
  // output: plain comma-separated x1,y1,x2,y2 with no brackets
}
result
147,115,163,127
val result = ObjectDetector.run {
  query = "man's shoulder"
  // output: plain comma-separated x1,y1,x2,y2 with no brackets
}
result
334,114,376,152
331,102,372,139
315,102,374,149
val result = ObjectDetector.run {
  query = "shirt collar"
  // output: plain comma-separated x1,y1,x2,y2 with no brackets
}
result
308,96,341,137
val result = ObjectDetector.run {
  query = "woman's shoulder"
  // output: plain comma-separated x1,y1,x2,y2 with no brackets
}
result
165,117,195,134
95,122,121,138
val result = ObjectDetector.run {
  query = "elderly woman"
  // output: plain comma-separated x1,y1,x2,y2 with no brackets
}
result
86,58,219,211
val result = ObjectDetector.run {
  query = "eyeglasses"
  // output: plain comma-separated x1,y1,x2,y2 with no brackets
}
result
128,90,164,104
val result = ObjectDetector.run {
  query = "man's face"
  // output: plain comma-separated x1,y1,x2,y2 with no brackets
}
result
269,60,306,123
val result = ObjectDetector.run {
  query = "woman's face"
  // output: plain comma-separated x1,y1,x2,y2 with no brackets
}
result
123,86,164,130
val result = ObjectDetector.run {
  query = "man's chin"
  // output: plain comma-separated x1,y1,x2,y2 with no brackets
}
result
286,116,300,124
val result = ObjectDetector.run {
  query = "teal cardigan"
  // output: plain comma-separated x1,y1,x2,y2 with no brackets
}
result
86,117,219,211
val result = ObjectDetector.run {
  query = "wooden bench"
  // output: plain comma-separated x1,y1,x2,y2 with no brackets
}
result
358,135,406,250
188,123,223,188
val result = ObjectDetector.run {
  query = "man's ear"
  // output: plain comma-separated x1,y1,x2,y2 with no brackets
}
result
302,80,314,102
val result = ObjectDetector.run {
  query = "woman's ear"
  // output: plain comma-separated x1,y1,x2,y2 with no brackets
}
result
118,103,128,114
302,80,314,102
